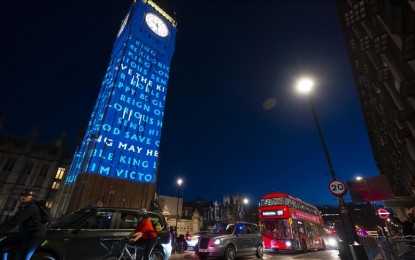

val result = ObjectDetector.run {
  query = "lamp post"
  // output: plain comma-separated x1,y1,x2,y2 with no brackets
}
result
175,178,183,233
296,78,367,260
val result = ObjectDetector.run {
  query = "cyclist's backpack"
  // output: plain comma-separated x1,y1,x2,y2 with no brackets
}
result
35,200,53,225
150,219,161,233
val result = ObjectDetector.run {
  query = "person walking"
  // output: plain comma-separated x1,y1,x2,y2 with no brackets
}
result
127,209,157,260
170,226,177,254
0,188,46,260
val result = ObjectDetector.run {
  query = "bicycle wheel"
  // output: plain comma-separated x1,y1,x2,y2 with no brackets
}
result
150,247,164,260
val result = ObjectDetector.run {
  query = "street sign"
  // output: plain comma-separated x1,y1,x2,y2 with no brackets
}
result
377,208,390,219
328,180,347,197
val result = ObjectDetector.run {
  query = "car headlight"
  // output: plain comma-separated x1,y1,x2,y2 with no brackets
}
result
285,240,292,247
213,238,221,245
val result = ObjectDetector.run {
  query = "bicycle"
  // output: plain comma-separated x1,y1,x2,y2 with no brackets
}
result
101,237,164,260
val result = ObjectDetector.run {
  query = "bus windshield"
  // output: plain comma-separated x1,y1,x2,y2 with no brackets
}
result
260,219,291,239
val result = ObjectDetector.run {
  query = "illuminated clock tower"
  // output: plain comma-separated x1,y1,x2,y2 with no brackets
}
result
63,0,176,213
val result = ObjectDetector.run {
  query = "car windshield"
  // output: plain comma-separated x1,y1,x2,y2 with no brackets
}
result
50,207,97,229
210,223,235,234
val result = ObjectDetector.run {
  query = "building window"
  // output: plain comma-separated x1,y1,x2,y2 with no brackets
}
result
350,38,356,50
374,34,388,54
51,181,60,190
393,80,400,93
345,1,366,26
45,201,53,208
2,158,16,171
16,161,34,186
4,199,17,213
353,1,367,22
55,167,65,180
39,164,50,177
0,171,10,184
0,157,16,183
34,163,50,187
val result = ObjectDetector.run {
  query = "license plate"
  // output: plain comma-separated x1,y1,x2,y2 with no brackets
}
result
199,249,208,252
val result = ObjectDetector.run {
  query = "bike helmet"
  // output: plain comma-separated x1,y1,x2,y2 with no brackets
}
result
20,188,36,197
138,208,147,217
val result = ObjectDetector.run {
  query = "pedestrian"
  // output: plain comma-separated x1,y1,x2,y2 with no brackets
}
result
393,209,415,237
127,209,157,260
170,226,177,254
0,188,47,260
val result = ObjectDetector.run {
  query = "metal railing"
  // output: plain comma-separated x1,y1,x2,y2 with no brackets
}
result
359,235,415,260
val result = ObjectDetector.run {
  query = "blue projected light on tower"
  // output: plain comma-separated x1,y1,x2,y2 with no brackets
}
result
66,0,176,184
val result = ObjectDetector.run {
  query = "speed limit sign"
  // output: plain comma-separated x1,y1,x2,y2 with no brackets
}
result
328,180,347,197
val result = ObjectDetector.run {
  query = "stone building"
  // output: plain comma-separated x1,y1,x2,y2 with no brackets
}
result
0,129,73,222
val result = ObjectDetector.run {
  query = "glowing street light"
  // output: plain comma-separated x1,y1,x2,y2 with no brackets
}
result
175,178,183,233
296,78,314,94
296,77,368,259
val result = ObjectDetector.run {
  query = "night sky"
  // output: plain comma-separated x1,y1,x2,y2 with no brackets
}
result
0,0,379,207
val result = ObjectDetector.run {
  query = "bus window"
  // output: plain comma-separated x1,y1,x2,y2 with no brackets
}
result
297,221,306,235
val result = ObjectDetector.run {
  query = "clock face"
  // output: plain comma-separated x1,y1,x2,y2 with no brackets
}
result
145,13,169,37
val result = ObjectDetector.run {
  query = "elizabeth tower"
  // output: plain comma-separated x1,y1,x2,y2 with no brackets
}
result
62,0,176,213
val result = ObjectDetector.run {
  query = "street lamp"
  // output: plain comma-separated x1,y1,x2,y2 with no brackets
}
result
175,178,183,233
242,198,249,220
296,78,367,259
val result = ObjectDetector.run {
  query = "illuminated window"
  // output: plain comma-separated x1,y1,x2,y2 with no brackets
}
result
55,167,65,180
51,181,60,189
45,201,53,208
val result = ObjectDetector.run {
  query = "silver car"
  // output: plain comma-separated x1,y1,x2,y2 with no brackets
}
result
196,221,264,260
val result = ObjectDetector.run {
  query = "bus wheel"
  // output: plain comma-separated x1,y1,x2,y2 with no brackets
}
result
301,239,307,253
224,245,236,260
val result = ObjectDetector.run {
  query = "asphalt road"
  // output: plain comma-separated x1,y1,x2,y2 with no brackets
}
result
169,249,341,259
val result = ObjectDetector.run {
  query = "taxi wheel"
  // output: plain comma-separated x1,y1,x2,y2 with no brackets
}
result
224,245,236,260
256,244,264,258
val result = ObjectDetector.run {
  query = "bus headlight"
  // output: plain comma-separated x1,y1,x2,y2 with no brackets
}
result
327,237,338,247
285,240,292,247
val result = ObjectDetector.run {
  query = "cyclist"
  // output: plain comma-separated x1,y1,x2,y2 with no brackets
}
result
127,209,157,260
0,188,46,260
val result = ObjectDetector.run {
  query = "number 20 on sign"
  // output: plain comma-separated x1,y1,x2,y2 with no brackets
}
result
328,180,347,197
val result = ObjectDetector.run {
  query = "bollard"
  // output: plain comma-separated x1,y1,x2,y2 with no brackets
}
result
349,243,369,260
338,241,353,260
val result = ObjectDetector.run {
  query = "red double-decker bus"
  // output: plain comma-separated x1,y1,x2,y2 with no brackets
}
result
258,193,325,252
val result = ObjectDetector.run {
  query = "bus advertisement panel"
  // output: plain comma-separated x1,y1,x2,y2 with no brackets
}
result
258,192,325,252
